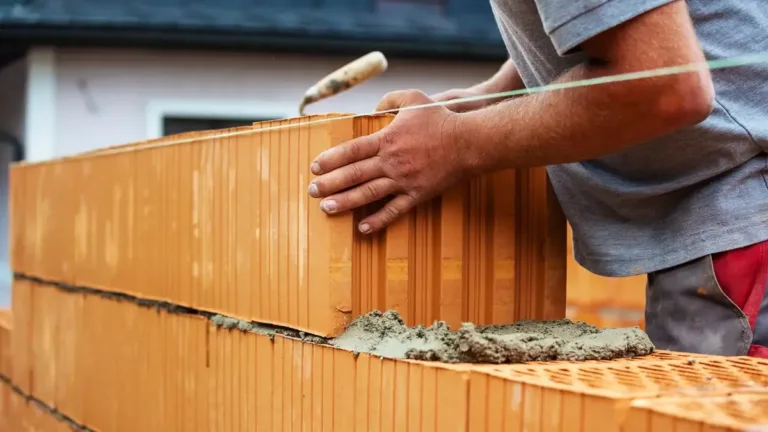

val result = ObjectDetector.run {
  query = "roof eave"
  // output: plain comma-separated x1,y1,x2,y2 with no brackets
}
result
0,24,508,62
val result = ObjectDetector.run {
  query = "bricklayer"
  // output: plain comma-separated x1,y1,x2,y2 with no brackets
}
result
10,113,566,337
9,279,768,432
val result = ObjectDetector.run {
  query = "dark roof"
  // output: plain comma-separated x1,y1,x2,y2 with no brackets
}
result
0,0,507,62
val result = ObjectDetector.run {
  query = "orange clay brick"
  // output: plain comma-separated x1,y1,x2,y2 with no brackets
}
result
10,278,33,394
0,383,73,432
466,356,768,432
565,224,646,311
10,113,566,337
624,394,768,432
565,302,646,331
475,349,718,370
565,223,646,330
31,283,60,409
0,382,8,429
0,309,11,378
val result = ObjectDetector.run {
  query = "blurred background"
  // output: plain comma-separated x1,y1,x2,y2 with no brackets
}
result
0,0,645,328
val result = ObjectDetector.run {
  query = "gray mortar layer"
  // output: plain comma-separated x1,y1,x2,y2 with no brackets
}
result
329,310,655,363
212,310,655,364
20,274,654,365
210,315,329,344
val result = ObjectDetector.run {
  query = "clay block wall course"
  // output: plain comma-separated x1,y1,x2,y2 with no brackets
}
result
624,394,768,432
10,113,567,337
8,279,768,432
10,279,477,432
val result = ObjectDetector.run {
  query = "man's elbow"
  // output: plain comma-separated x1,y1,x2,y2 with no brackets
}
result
654,70,715,129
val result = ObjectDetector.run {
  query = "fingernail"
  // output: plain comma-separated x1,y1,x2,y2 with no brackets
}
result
308,183,319,197
358,222,371,233
321,200,337,213
310,162,322,175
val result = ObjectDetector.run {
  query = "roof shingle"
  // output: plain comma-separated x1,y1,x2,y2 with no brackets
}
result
0,0,507,60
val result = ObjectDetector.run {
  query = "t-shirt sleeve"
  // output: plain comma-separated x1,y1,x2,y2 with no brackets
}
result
533,0,678,55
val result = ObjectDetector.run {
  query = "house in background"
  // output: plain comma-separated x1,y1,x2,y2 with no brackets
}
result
0,0,506,304
0,0,506,159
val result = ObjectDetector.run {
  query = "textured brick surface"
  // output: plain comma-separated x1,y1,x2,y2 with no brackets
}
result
10,113,566,337
0,384,73,432
468,356,768,432
7,279,768,432
625,394,768,432
10,279,32,394
0,309,11,379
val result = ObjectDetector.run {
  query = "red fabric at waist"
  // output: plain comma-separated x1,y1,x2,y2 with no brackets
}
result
712,239,768,358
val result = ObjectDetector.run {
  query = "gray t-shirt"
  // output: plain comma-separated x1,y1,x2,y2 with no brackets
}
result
489,0,768,277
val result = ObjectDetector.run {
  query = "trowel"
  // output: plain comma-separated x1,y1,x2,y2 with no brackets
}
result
298,51,389,116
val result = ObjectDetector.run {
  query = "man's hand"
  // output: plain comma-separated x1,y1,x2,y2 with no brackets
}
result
430,87,487,113
307,90,469,234
431,59,525,113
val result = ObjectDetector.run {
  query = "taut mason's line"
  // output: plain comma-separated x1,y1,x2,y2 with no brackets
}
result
15,51,768,166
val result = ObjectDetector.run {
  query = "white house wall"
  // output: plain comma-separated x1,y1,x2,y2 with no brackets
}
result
0,57,27,305
54,47,499,156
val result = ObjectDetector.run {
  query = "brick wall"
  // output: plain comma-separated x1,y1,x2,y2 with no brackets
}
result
4,114,768,432
3,281,768,431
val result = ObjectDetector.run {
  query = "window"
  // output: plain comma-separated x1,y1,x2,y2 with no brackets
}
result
162,116,279,136
145,99,295,139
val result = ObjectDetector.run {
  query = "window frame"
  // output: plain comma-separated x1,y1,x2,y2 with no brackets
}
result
144,99,295,139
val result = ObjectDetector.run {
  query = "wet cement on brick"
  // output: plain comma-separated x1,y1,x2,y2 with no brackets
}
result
329,310,655,364
210,314,329,344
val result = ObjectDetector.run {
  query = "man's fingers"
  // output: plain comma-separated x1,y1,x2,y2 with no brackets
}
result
429,89,461,103
358,194,416,234
311,134,379,175
317,178,399,215
375,90,409,112
309,157,385,198
375,89,431,112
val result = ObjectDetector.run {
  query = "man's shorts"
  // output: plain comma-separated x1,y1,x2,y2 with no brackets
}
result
645,240,768,358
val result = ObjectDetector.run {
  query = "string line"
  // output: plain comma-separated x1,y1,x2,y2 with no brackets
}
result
19,51,768,165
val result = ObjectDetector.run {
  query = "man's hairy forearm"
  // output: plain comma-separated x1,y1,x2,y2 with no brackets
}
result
455,60,714,173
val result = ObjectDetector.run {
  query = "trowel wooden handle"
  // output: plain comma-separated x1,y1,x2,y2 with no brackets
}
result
299,51,388,115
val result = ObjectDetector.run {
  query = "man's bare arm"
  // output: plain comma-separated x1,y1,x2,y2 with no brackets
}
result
431,59,524,112
305,1,716,233
454,0,714,172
